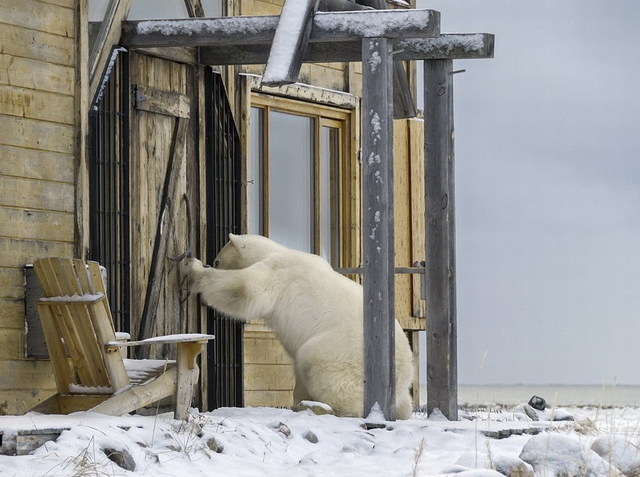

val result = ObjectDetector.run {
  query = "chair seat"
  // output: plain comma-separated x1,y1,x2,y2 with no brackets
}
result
123,358,176,386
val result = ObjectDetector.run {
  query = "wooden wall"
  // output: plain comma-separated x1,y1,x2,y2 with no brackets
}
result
0,0,77,414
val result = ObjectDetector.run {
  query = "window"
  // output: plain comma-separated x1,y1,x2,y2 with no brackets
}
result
248,96,350,264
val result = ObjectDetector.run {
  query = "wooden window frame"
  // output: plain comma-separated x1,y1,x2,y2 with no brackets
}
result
249,94,353,264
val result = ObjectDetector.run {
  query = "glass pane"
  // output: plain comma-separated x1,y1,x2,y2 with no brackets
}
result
128,0,189,20
268,111,314,253
248,108,263,235
320,126,340,263
202,0,223,16
89,0,109,21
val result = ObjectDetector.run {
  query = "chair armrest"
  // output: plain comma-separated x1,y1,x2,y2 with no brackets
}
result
106,333,215,349
39,293,106,306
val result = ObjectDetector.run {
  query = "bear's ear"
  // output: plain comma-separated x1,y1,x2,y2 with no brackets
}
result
228,233,245,249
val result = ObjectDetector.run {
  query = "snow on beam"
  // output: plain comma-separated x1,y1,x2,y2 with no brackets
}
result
198,34,494,65
121,9,440,48
262,0,318,87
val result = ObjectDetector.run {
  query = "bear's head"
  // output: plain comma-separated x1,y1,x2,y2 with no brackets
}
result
213,234,286,269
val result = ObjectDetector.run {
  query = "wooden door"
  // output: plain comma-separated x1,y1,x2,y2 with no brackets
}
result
128,53,198,356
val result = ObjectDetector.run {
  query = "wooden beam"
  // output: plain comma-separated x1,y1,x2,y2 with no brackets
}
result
136,117,189,354
198,34,494,65
121,9,440,47
262,0,319,86
424,59,458,420
362,37,395,421
89,0,134,100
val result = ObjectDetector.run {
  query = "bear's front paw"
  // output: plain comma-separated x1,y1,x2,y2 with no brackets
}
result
179,257,203,281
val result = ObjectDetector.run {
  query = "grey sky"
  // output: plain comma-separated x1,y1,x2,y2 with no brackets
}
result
416,0,640,385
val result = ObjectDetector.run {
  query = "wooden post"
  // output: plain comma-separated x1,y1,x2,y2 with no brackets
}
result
424,59,458,420
362,36,396,421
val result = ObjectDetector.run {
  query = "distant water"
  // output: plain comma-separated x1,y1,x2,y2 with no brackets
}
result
419,384,640,408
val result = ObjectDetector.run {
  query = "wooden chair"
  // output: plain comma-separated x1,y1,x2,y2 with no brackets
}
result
31,257,213,419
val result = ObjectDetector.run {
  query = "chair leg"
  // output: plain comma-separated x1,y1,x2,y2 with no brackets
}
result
174,342,206,420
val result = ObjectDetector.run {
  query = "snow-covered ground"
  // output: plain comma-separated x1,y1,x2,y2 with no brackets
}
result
1,404,640,476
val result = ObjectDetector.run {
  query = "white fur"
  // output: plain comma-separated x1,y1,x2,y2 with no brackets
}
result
180,234,414,419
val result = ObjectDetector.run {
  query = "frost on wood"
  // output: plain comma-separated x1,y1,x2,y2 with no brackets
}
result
262,0,316,85
136,17,279,38
312,8,437,39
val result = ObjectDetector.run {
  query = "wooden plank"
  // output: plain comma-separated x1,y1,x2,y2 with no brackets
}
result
0,115,74,154
0,145,74,183
0,0,75,38
134,85,191,119
243,337,293,365
0,238,73,268
0,84,75,124
0,360,57,391
362,37,396,421
0,269,24,300
424,59,458,420
200,34,495,65
86,302,129,390
122,9,440,47
409,119,426,319
0,24,74,66
0,176,74,213
261,0,318,86
136,117,189,349
0,207,73,243
243,364,296,391
35,304,73,393
392,120,413,328
244,389,293,408
90,367,177,416
0,54,74,96
0,328,24,360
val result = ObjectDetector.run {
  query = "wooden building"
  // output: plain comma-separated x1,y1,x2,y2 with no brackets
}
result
0,0,432,415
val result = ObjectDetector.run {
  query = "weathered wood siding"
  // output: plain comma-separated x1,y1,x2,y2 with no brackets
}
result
0,0,77,414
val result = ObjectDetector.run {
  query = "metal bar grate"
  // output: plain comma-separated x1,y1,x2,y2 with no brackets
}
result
205,69,244,410
88,51,131,334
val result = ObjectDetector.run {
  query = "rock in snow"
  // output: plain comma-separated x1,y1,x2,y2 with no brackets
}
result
520,433,624,477
591,435,640,476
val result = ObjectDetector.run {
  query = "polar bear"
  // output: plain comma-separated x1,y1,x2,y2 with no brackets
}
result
180,234,414,419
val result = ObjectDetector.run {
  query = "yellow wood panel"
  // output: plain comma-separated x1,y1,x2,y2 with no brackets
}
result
409,119,426,319
40,0,75,8
0,54,74,96
244,337,293,365
242,0,282,15
244,364,295,391
0,298,24,328
394,120,413,327
0,176,74,213
0,238,73,268
393,119,426,330
0,115,74,154
0,85,74,125
0,0,75,38
298,63,346,92
0,145,74,183
0,207,74,243
0,268,24,300
0,329,24,360
244,390,293,409
0,24,74,66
